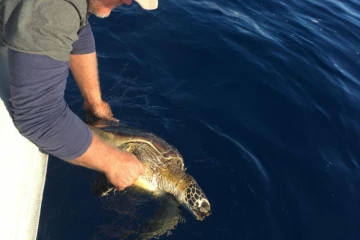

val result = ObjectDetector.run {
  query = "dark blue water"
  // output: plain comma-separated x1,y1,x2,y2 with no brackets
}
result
37,0,360,239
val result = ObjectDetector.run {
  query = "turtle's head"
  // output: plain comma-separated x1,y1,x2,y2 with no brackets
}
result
179,176,211,221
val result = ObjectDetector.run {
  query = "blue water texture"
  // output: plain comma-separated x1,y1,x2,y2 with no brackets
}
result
37,0,360,239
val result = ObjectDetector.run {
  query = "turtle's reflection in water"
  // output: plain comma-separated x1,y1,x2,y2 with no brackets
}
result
92,173,184,240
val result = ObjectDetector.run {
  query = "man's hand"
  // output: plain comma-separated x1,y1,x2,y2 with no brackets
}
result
105,151,146,190
70,133,145,190
83,100,119,122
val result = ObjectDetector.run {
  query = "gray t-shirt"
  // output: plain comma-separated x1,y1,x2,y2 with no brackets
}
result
0,0,89,61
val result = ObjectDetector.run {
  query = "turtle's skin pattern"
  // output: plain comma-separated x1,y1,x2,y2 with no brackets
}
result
89,124,211,221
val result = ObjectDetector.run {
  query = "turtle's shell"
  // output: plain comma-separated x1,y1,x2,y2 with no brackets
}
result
89,124,185,172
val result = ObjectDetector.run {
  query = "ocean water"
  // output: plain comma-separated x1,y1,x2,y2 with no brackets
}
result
37,0,360,239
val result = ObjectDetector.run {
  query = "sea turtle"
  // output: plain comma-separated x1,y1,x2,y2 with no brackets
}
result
89,120,211,221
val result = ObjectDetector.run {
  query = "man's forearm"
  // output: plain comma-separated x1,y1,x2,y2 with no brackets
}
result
70,52,117,120
71,130,146,191
70,52,102,105
70,131,120,172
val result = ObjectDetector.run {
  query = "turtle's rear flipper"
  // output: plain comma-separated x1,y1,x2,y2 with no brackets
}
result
92,172,115,197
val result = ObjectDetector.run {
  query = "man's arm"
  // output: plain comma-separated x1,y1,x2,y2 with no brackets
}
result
68,23,144,188
69,23,117,121
70,52,117,121
70,52,101,106
8,49,145,190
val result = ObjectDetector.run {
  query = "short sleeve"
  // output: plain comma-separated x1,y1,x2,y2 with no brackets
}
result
2,1,81,61
71,23,96,55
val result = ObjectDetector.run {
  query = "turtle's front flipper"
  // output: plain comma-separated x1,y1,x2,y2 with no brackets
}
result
92,172,115,197
137,194,183,240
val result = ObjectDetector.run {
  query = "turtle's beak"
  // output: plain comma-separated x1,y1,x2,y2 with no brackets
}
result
195,210,211,221
194,200,212,220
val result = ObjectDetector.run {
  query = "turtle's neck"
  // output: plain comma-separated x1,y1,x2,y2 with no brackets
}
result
157,170,188,200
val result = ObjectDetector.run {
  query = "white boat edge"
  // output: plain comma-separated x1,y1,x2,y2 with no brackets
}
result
0,46,49,240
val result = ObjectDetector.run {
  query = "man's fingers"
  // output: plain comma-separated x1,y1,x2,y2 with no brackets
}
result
83,100,118,121
107,117,120,123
